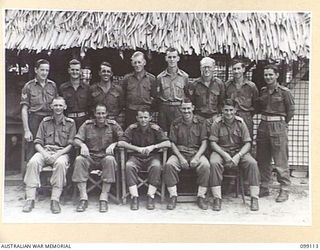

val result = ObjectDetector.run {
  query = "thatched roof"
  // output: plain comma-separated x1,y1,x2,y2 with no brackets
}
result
5,10,310,61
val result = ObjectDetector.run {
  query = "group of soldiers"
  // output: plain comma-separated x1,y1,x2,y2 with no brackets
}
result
20,47,295,214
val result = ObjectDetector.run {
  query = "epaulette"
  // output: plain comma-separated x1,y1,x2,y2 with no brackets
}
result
244,80,257,88
128,123,138,129
278,85,290,91
106,119,116,125
65,117,75,123
123,72,134,79
42,116,53,122
213,116,222,123
261,86,267,91
59,81,69,90
150,123,160,130
178,69,189,78
235,116,245,123
193,115,205,123
146,72,156,79
85,119,94,124
157,70,166,78
47,79,56,86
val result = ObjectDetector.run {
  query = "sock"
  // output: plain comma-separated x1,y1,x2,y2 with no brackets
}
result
211,186,222,199
147,184,157,198
167,186,177,197
129,185,139,198
250,186,260,199
197,186,207,198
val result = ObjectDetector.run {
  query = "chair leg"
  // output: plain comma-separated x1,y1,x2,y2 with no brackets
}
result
239,173,246,204
161,179,165,203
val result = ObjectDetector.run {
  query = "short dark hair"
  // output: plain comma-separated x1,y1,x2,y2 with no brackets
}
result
166,47,179,54
181,97,193,105
231,59,245,68
100,61,112,71
51,96,66,105
137,108,151,115
69,59,81,67
35,59,50,69
223,98,237,108
264,64,279,74
95,103,108,112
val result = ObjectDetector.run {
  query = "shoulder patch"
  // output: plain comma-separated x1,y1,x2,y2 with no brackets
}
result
150,123,161,130
278,85,290,91
106,119,116,124
235,116,244,123
43,116,53,122
128,123,138,129
65,117,75,123
85,119,94,124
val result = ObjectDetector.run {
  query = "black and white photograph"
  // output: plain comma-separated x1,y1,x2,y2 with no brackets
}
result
3,9,310,225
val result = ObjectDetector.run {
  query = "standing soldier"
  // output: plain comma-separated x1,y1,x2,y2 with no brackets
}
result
163,98,210,210
156,47,189,132
59,59,91,130
21,59,58,161
209,99,260,211
22,97,76,214
225,59,258,139
189,57,225,120
122,51,157,127
256,64,295,202
118,109,170,210
90,62,124,124
72,103,123,213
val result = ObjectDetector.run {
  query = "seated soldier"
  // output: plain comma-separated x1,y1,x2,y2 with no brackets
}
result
118,109,170,210
22,96,76,214
72,103,123,213
209,99,260,211
163,98,210,210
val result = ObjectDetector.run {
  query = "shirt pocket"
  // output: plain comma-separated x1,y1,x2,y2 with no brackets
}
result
208,89,219,107
141,82,151,100
30,89,42,106
65,92,75,108
231,128,242,145
270,96,285,112
218,129,229,146
45,88,56,103
102,130,114,147
44,131,54,145
174,80,184,99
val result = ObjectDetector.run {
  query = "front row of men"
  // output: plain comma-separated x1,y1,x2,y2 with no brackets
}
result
23,96,260,214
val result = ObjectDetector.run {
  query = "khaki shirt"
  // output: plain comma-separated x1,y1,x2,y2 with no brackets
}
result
156,68,189,102
225,78,258,112
20,78,57,114
190,77,225,115
258,84,295,121
169,115,207,155
209,116,251,154
90,82,124,116
122,71,156,110
34,116,76,147
59,81,91,113
75,119,123,158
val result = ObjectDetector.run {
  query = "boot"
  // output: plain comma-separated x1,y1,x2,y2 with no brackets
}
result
22,200,35,213
167,196,177,210
250,197,259,211
276,190,289,202
197,197,208,210
212,198,222,211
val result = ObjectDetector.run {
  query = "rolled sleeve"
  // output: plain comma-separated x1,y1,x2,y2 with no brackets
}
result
75,122,87,142
113,122,124,140
68,122,77,145
121,127,133,143
240,122,252,143
20,85,30,107
209,122,219,142
34,121,45,145
200,122,208,141
169,124,177,144
156,127,169,143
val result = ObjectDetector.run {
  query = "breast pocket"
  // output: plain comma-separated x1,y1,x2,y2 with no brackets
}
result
209,89,219,107
45,88,56,103
231,128,242,145
30,89,42,106
218,130,229,146
44,131,54,145
141,82,151,100
271,96,285,112
102,130,114,147
174,81,184,99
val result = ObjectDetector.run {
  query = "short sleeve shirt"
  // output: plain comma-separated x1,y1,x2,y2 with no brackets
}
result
59,81,91,113
20,79,57,114
122,71,156,110
190,77,225,115
34,116,76,147
75,119,123,158
156,69,189,102
169,115,207,155
225,78,258,112
258,84,295,117
209,116,251,154
90,82,124,116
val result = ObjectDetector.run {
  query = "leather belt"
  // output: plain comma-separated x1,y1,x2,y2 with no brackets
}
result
261,115,285,121
161,101,182,106
67,112,88,118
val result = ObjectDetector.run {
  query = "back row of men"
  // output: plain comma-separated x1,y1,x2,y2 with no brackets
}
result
20,48,295,214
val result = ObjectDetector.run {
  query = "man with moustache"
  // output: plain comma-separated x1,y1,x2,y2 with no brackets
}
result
118,109,170,210
163,98,210,210
59,59,90,129
22,97,76,214
122,51,157,127
90,62,124,123
156,47,189,132
256,64,295,202
21,59,58,160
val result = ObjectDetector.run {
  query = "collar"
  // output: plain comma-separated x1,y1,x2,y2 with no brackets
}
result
92,119,110,127
33,78,48,86
163,68,184,77
133,70,147,79
52,115,66,125
227,78,251,87
182,115,199,124
64,80,85,89
197,77,219,87
267,83,280,94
